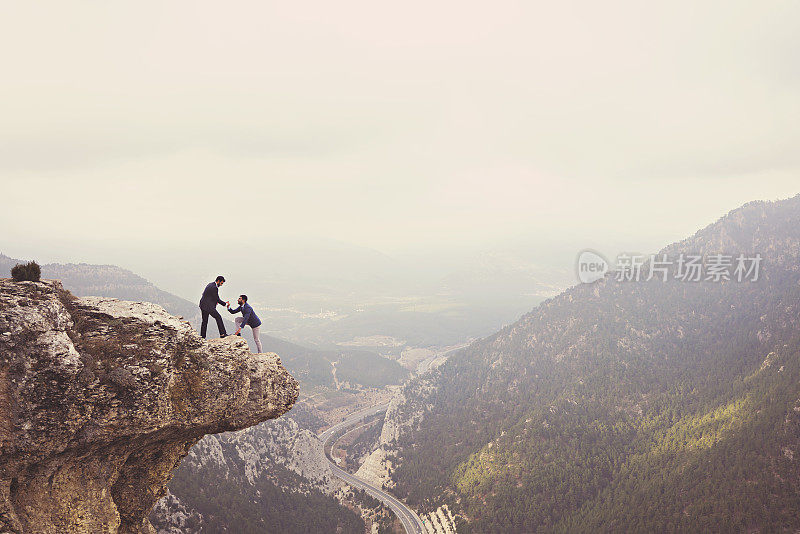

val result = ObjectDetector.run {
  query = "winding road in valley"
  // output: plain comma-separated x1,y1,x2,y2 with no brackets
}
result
319,404,426,534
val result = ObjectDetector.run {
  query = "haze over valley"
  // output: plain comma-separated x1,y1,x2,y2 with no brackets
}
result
2,1,800,532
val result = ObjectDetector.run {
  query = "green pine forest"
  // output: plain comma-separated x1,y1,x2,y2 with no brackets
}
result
390,197,800,533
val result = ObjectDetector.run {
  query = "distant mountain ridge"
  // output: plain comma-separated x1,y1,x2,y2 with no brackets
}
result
0,255,199,319
388,194,800,532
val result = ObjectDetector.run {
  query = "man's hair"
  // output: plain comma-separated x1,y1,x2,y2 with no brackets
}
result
239,294,248,302
215,275,225,283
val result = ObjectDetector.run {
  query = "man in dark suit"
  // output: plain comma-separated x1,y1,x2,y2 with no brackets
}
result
199,275,228,338
227,294,263,353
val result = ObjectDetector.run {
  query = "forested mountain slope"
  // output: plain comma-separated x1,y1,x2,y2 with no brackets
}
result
391,195,800,532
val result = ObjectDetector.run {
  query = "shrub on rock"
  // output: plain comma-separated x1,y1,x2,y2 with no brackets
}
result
11,261,41,282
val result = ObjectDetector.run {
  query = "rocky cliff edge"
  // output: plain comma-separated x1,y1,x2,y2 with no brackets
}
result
0,279,299,533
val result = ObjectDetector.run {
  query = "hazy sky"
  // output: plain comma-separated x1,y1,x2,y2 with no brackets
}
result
2,1,798,264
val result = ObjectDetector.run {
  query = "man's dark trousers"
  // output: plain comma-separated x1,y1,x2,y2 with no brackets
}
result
201,308,226,338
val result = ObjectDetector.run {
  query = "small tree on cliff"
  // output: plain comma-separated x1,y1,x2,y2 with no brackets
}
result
11,261,41,282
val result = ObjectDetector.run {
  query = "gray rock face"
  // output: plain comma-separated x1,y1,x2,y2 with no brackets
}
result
149,491,202,534
0,280,299,533
204,417,340,492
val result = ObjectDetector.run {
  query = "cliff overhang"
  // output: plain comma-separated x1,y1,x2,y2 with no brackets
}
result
0,279,299,533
